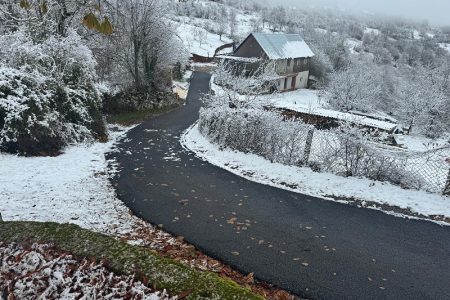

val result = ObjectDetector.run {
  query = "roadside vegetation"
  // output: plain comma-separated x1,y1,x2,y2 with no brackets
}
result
0,0,187,156
0,221,262,300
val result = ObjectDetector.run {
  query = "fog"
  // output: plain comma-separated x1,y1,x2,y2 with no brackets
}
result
271,0,450,26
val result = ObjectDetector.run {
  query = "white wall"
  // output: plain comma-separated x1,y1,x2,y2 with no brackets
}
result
297,70,309,89
286,77,292,90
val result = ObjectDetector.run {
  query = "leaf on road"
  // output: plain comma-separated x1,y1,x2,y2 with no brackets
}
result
227,217,237,224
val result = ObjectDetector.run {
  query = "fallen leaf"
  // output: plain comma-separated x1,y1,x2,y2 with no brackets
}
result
178,289,193,299
227,217,237,224
244,272,254,284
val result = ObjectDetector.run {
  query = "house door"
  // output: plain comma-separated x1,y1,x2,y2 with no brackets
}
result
291,76,297,90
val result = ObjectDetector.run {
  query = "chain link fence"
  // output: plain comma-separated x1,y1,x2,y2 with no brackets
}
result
306,130,450,195
199,107,450,196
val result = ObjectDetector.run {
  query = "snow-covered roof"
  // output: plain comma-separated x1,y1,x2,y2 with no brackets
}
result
247,33,314,59
273,104,398,132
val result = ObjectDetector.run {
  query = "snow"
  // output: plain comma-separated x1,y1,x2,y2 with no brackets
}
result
345,38,362,54
401,134,449,152
0,125,137,235
315,28,328,34
269,89,323,110
0,243,174,300
267,90,398,131
413,30,422,40
182,124,450,222
364,27,380,35
250,33,315,59
439,43,450,53
172,18,232,57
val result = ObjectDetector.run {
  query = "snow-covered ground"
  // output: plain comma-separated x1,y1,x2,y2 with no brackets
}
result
182,124,450,223
439,43,450,53
0,125,138,235
269,89,324,111
172,18,232,57
235,87,399,132
364,27,380,35
345,38,363,54
401,134,449,152
0,243,174,300
170,6,267,59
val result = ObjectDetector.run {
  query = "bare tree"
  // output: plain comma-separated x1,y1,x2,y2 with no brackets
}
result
103,0,181,91
229,9,237,40
325,60,382,113
216,6,228,41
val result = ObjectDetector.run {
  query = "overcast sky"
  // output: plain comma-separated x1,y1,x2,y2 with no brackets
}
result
274,0,450,26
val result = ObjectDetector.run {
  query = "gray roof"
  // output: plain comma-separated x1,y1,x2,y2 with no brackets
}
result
250,33,315,59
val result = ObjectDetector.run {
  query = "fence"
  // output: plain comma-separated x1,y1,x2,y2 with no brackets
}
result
305,130,450,195
199,107,450,196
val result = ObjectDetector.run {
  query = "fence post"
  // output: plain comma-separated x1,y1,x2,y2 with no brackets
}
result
444,169,450,196
302,128,315,166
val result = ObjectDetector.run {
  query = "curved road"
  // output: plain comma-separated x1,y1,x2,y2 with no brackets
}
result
108,72,450,299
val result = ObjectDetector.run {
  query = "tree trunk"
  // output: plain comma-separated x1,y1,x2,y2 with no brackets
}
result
57,0,68,36
133,38,141,90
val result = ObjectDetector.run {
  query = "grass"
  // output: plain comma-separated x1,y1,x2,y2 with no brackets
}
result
106,105,181,126
0,222,262,300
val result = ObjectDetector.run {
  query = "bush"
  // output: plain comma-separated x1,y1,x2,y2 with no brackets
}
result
199,106,312,165
0,28,106,156
0,67,105,155
199,105,426,191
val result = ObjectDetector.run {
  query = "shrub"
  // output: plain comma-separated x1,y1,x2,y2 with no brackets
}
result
0,28,106,155
199,104,426,191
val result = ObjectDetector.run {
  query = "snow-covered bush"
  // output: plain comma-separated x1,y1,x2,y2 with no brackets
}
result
199,103,425,191
199,106,313,165
325,60,383,113
0,28,105,155
315,126,424,189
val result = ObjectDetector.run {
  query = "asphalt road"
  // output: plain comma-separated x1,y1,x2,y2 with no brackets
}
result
108,72,450,300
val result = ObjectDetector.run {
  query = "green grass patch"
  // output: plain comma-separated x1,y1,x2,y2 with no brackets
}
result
0,222,262,300
106,105,180,126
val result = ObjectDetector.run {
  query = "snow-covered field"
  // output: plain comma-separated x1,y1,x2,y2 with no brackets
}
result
439,43,450,53
170,7,268,59
172,17,232,57
0,125,138,235
182,124,450,223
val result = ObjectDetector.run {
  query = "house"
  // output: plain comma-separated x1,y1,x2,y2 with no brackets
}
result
217,33,315,91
